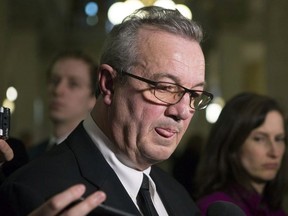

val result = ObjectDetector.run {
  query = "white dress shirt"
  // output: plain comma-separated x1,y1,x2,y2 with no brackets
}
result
83,114,168,216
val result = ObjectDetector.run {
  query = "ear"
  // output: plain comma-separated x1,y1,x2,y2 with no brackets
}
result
98,64,117,105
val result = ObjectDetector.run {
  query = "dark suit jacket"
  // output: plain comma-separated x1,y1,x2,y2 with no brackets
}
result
0,138,29,184
0,123,201,216
27,138,49,160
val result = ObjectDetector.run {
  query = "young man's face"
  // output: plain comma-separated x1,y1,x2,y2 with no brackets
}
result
48,58,96,125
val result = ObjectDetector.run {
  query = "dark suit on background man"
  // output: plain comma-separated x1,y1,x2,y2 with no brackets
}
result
27,139,50,160
0,124,199,216
0,138,29,184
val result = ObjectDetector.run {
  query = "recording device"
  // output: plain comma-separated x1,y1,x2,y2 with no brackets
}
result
93,203,136,216
206,201,246,216
60,196,136,216
0,107,10,140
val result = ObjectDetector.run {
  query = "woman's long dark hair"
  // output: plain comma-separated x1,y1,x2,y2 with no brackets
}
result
195,92,288,209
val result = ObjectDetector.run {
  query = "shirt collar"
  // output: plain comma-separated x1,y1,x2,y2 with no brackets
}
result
83,114,151,203
49,134,68,146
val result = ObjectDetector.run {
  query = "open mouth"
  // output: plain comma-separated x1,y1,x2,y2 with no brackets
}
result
155,127,176,138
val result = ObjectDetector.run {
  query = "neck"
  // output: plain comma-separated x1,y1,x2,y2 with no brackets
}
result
251,181,266,194
52,121,79,139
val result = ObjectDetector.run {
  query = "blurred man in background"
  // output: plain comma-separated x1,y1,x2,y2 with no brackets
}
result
29,50,97,159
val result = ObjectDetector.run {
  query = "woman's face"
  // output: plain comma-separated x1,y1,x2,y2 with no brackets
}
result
240,111,286,192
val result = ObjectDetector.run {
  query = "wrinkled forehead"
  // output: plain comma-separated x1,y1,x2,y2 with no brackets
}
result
136,28,205,88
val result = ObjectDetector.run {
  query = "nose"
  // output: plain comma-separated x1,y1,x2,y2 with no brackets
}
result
50,80,66,95
165,93,193,121
267,141,284,158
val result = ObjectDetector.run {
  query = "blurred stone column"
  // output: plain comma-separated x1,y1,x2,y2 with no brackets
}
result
0,0,8,100
266,0,288,110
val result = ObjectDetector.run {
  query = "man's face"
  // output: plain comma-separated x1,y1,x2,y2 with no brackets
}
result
48,58,96,125
108,28,205,170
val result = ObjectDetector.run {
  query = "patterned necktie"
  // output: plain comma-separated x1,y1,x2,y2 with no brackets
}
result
136,174,159,216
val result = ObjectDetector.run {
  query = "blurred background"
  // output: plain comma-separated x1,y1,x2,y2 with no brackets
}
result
1,0,288,150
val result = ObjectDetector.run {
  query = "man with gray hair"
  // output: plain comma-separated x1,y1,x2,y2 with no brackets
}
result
0,6,212,216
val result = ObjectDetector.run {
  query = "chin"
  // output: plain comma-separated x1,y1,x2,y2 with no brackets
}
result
153,153,172,163
258,174,277,182
264,175,277,181
142,144,173,163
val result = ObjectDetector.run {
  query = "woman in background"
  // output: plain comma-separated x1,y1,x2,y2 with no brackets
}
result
195,92,288,216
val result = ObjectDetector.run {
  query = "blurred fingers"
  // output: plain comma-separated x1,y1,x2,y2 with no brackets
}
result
61,191,106,216
28,184,86,216
0,139,14,162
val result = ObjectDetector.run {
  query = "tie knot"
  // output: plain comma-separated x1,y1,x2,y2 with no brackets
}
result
141,174,150,191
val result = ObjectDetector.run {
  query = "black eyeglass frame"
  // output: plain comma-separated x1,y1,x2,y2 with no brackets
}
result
117,70,213,110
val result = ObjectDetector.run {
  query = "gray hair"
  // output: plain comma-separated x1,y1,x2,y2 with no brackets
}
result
100,6,203,72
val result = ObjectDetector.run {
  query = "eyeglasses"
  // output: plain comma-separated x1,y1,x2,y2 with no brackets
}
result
118,70,213,110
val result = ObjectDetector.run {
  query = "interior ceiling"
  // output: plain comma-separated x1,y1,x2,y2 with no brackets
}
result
6,0,250,56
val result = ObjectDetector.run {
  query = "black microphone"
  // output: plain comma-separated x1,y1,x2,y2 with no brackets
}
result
206,201,246,216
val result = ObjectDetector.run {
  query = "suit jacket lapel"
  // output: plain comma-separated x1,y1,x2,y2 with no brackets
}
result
150,168,176,216
65,123,141,216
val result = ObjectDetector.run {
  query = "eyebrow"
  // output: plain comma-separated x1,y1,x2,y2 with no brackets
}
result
149,72,206,89
251,131,285,137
